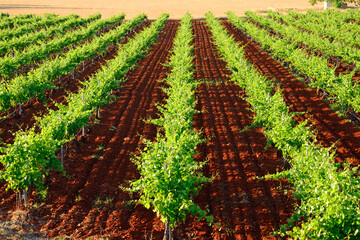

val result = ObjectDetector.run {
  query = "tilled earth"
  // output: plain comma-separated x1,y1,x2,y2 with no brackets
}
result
1,19,357,239
223,21,360,166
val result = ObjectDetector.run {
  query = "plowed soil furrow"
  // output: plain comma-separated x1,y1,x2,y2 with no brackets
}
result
27,20,179,239
0,23,148,216
0,22,148,146
177,20,294,240
224,21,360,165
193,21,229,80
0,18,313,240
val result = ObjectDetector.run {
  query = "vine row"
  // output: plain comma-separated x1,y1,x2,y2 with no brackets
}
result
0,14,146,114
0,14,124,79
246,11,360,66
207,12,360,239
0,13,78,41
228,12,360,115
0,13,101,55
0,13,168,202
127,13,212,239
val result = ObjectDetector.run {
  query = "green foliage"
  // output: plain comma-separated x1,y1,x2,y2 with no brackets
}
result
232,11,360,113
209,11,360,239
0,13,122,80
0,13,146,113
0,130,62,192
0,13,77,41
127,13,213,229
0,13,100,55
0,13,168,194
0,13,36,29
265,10,360,58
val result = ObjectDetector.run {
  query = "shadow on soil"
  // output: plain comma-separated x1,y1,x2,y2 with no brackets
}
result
0,210,46,240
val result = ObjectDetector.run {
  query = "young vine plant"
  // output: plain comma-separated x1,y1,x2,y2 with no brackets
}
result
207,12,360,239
0,13,168,200
0,13,147,114
126,12,213,239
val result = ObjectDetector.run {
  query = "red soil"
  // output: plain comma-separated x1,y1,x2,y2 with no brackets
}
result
0,21,143,218
0,19,331,240
224,20,360,166
0,20,147,146
31,20,178,239
177,20,294,239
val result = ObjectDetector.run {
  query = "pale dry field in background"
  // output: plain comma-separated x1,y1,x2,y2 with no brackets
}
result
0,0,327,19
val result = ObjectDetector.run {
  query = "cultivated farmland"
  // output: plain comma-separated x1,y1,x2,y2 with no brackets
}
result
0,9,360,239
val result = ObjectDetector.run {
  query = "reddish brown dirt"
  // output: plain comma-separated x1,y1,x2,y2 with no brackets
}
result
0,21,148,146
170,20,294,240
224,20,360,165
0,19,297,239
0,22,147,222
25,20,178,239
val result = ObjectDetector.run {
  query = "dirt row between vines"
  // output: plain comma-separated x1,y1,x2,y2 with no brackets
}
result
0,21,132,220
29,20,179,239
184,21,294,239
223,21,360,166
0,19,297,239
0,20,148,146
0,22,147,234
0,22,150,229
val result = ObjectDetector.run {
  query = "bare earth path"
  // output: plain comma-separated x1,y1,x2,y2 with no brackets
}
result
0,20,178,239
0,19,296,239
174,20,294,239
224,21,360,166
2,12,360,239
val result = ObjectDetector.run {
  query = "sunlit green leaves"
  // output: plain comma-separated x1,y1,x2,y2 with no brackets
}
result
0,13,123,80
0,13,168,195
127,13,212,228
208,12,360,239
0,14,146,113
230,11,360,113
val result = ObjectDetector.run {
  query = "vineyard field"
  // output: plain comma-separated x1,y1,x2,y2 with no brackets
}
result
0,10,360,239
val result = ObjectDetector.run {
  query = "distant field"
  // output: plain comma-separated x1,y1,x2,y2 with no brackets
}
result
0,0,326,19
